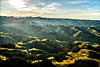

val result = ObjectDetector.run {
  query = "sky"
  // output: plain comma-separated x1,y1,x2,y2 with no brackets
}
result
0,0,100,20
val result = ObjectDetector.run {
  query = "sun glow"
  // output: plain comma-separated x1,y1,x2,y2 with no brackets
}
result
8,0,26,9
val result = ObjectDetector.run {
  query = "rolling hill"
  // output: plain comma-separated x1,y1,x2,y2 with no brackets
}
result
0,16,100,66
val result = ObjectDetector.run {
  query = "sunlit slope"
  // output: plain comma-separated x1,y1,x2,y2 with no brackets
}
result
0,32,100,66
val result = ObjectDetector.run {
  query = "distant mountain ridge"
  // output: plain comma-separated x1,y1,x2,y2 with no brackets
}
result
0,16,100,27
1,16,100,21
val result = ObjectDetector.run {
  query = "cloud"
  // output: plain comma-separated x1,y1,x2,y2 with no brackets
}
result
8,0,26,9
64,8,100,14
1,10,100,20
41,12,100,20
0,0,16,11
17,2,62,13
66,0,90,4
42,3,62,12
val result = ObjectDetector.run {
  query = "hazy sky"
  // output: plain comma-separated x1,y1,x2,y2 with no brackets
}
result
0,0,100,19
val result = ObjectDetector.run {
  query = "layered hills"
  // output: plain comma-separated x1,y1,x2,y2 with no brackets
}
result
0,16,100,66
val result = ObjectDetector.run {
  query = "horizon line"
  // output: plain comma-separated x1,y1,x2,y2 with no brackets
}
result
0,15,100,21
